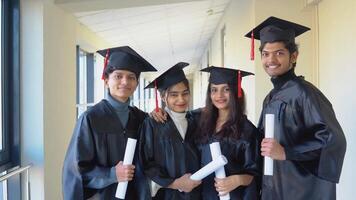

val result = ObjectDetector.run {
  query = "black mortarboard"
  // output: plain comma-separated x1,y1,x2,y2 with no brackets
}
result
145,62,189,90
201,66,254,98
145,62,189,112
97,46,157,79
245,16,310,60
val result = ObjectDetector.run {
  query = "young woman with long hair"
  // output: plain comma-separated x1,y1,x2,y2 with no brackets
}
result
195,66,261,200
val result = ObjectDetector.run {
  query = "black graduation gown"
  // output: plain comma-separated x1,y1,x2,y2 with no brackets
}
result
198,117,261,200
139,112,201,200
62,100,150,200
258,72,347,200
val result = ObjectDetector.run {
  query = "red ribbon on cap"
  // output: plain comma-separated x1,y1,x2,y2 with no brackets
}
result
101,49,110,80
238,71,242,98
250,31,255,61
154,80,159,112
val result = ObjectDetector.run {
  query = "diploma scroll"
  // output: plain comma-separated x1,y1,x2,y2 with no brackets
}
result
210,142,230,200
190,155,228,181
115,138,137,199
264,114,274,176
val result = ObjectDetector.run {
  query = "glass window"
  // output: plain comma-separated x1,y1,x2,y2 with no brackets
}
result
77,49,88,117
76,48,95,118
0,0,21,197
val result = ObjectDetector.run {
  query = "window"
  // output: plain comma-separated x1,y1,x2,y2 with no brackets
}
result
76,47,95,118
131,78,156,112
0,0,20,170
0,0,21,198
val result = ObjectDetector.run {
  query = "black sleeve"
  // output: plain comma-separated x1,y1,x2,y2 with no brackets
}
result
62,114,117,200
62,114,95,200
285,90,346,183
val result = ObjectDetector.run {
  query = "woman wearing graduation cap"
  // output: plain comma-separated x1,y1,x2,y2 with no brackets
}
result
194,66,261,200
139,62,202,200
245,16,346,200
62,46,162,200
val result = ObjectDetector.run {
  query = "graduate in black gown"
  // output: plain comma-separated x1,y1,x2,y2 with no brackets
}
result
245,16,347,200
62,46,158,200
139,62,202,200
195,66,261,200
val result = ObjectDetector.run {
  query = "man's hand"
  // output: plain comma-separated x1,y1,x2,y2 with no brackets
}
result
115,161,135,182
261,138,286,160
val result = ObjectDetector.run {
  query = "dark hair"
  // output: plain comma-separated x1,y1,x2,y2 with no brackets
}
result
195,82,246,143
103,65,139,80
159,79,190,108
259,40,299,67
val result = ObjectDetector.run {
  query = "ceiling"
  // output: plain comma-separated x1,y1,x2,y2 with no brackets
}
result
57,0,231,73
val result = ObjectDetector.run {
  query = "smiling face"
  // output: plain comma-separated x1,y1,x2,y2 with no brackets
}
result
162,81,190,113
261,41,298,78
210,83,231,111
104,69,138,102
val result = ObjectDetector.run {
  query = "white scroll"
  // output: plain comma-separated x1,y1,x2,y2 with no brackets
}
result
115,138,137,199
210,142,230,200
264,114,275,176
190,155,228,181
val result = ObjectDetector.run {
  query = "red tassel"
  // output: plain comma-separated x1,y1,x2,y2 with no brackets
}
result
101,49,110,80
238,71,242,98
250,31,255,61
154,80,159,112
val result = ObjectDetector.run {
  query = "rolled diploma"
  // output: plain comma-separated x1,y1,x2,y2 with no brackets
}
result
210,142,230,200
264,114,274,176
190,155,228,181
115,138,137,199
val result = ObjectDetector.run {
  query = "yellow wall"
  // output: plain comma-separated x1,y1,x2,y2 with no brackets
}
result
318,0,356,198
21,0,108,199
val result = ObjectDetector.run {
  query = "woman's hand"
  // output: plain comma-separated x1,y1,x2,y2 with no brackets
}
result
169,173,201,193
150,108,167,123
115,161,135,182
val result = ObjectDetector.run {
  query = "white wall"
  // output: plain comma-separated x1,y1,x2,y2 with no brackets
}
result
318,0,356,199
20,0,109,199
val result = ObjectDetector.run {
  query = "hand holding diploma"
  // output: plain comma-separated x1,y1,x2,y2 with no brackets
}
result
115,138,137,199
261,114,285,176
190,155,228,181
210,142,230,200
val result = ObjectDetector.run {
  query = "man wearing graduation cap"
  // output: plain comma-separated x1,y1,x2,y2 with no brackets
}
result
139,62,202,199
62,46,159,200
245,17,346,200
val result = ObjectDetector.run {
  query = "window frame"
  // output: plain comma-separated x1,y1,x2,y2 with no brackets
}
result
76,46,95,118
0,0,20,172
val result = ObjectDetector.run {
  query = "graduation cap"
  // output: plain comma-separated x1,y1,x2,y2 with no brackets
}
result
245,16,310,60
97,46,157,79
145,62,189,112
201,66,254,98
